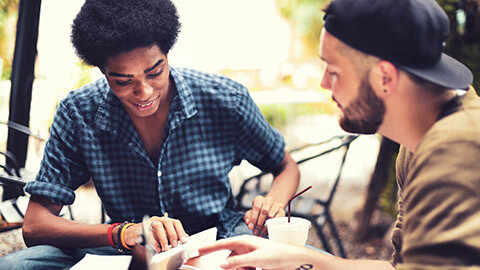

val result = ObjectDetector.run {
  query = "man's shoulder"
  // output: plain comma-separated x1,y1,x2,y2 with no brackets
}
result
403,91,480,184
53,77,109,127
418,91,480,153
60,77,108,112
173,67,251,112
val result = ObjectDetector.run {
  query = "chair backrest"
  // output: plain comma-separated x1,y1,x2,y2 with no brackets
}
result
0,121,45,198
235,134,359,212
0,150,21,177
0,148,27,188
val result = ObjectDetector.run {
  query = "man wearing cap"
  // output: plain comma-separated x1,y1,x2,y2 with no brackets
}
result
198,0,480,269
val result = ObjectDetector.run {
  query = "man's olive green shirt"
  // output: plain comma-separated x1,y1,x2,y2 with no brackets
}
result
392,88,480,269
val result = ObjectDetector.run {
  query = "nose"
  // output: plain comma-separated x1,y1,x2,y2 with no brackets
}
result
321,70,332,90
320,71,337,92
134,80,153,99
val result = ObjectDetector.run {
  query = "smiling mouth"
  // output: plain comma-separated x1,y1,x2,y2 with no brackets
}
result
136,100,153,108
131,97,157,111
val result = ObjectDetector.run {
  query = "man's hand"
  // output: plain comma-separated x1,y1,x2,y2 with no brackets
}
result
126,215,189,253
244,195,285,236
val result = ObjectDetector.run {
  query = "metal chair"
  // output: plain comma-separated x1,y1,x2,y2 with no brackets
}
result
0,121,74,231
0,120,43,196
235,134,359,258
0,121,42,197
0,149,31,232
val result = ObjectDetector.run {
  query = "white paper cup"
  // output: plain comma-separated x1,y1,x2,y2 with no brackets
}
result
265,217,311,247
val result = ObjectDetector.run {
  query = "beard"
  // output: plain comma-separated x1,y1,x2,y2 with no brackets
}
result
337,75,386,134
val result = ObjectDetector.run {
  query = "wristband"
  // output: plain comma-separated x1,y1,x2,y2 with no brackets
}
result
116,222,128,252
107,223,121,249
120,223,135,251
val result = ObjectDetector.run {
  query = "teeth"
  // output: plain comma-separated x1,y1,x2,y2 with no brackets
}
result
137,101,153,108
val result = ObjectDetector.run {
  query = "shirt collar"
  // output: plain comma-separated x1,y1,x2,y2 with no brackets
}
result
169,66,197,119
94,77,127,133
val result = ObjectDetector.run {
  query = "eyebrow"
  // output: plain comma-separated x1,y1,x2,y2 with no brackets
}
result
107,59,164,77
144,59,164,73
108,72,133,78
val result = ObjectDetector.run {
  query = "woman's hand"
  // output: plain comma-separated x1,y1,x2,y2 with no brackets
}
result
244,195,285,236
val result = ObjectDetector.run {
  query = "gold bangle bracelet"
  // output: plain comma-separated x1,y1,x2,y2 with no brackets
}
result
120,223,134,250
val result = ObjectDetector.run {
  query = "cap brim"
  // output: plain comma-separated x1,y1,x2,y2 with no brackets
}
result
397,53,473,90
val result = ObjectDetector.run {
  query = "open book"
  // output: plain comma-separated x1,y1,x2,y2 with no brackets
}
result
149,227,230,270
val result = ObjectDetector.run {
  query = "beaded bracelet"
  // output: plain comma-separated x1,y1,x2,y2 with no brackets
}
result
107,223,121,249
120,223,135,251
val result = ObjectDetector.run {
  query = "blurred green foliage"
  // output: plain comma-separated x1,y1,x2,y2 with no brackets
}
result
1,64,11,80
74,62,94,90
256,0,334,131
276,0,328,57
259,105,290,132
0,0,18,80
437,0,480,93
379,146,399,218
259,99,337,131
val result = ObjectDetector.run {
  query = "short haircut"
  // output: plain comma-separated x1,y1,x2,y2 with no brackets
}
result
334,39,379,79
71,0,181,68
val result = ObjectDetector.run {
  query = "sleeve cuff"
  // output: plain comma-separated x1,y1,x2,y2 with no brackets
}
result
25,181,76,205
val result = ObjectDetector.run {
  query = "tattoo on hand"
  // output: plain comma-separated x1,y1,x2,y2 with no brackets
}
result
296,264,313,269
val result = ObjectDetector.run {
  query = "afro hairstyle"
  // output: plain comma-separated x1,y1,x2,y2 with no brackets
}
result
71,0,181,67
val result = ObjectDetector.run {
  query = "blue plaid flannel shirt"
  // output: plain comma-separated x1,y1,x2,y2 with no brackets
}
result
25,67,286,238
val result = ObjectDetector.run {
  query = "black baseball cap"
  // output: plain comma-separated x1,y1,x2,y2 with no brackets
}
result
323,0,473,90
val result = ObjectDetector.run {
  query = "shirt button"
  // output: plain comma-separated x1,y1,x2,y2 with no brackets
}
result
157,171,162,177
112,130,118,134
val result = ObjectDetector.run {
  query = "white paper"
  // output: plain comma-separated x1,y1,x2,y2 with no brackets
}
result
180,249,231,270
150,227,218,270
70,254,132,270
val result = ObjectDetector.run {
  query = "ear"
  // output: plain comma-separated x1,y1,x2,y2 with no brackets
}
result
370,61,399,95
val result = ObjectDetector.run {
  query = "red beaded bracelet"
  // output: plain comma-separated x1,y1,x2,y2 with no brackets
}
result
107,223,121,249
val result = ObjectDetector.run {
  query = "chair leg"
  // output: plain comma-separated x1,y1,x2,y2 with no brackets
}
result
67,205,75,220
311,216,333,255
325,211,347,258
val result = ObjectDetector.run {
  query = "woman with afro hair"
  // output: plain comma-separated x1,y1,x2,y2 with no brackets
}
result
0,0,300,268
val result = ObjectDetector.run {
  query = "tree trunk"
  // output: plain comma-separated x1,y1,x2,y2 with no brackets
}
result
354,136,399,241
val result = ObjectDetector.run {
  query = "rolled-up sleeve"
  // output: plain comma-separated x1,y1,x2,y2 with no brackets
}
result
25,100,90,205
